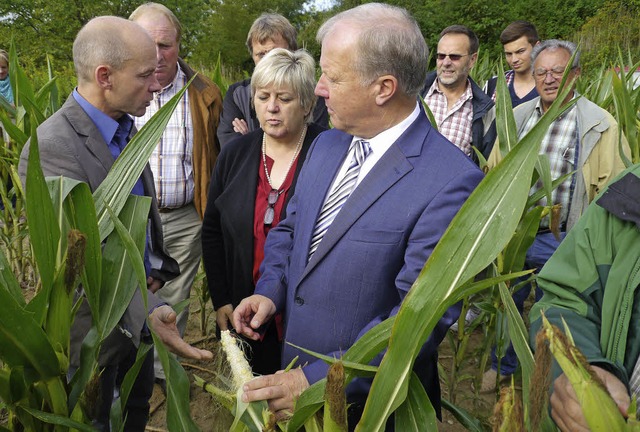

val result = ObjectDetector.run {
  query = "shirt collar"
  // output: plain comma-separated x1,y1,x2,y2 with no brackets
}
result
157,62,185,95
73,89,133,145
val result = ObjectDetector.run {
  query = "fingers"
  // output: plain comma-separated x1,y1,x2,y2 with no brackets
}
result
550,373,590,432
232,118,249,135
216,304,233,331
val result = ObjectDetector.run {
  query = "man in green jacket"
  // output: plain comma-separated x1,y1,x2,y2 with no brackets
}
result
530,165,640,430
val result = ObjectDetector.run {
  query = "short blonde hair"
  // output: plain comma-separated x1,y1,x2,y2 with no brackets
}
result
0,49,8,65
130,2,182,43
251,48,317,123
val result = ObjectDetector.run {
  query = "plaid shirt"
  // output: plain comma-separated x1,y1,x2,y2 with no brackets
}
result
519,98,578,228
425,79,474,155
134,65,194,209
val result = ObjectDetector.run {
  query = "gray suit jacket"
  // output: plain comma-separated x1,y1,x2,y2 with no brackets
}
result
19,95,180,366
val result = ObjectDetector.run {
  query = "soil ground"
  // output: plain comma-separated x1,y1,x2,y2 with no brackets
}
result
146,287,504,431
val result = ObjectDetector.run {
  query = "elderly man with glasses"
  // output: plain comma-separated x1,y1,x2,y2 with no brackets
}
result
484,39,629,393
422,25,496,165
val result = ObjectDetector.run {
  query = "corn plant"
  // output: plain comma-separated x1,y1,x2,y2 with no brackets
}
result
0,59,203,430
0,41,60,286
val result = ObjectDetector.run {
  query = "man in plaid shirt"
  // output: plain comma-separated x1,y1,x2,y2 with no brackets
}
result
422,25,495,165
484,39,628,392
130,3,223,389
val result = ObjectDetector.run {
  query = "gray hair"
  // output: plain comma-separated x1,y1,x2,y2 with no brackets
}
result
531,39,580,69
251,48,317,123
73,16,142,84
130,2,182,43
316,3,428,97
246,13,298,55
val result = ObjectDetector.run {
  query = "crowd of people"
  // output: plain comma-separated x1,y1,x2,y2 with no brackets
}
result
7,1,635,431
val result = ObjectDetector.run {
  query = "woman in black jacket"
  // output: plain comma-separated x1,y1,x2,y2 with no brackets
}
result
202,48,325,374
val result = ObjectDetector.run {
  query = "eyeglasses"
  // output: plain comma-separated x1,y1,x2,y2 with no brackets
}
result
264,189,282,226
436,53,470,61
533,66,573,81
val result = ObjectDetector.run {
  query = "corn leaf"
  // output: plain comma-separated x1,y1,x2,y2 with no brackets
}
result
502,206,544,275
495,60,519,156
152,330,201,432
0,242,24,306
93,78,192,241
394,372,437,431
19,407,95,432
25,121,60,292
98,195,149,338
441,399,484,432
357,77,578,431
0,284,59,378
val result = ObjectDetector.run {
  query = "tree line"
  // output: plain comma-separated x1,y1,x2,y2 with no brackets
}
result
1,0,639,92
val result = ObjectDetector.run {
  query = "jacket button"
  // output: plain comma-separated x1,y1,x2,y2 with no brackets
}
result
295,296,304,306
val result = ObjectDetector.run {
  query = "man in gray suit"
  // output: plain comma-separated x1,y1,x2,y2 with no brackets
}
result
18,16,212,431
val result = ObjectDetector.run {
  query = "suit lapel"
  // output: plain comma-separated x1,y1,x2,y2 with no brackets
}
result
63,96,115,174
302,112,429,278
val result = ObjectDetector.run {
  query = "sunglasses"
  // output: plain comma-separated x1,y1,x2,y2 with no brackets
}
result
264,189,282,226
436,53,470,61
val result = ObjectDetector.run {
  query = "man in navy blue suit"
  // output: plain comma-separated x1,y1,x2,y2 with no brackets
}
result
233,2,484,425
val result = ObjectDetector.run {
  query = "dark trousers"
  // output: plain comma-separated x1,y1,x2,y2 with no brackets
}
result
91,342,154,432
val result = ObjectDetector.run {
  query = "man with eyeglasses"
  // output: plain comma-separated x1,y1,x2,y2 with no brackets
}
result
484,39,628,393
422,25,496,164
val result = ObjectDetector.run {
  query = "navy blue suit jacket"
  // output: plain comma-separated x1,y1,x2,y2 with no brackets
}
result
255,108,483,409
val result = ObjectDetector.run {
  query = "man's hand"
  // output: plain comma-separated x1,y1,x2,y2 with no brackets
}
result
147,276,163,294
149,305,213,360
216,303,234,332
242,368,309,420
551,365,630,431
232,118,249,135
232,295,276,340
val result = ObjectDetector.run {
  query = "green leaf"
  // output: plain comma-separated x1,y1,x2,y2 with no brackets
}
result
495,59,518,156
441,398,484,432
0,285,60,378
98,195,150,338
152,330,200,432
0,246,24,306
502,206,544,275
93,78,193,241
394,372,437,431
25,122,60,291
499,282,534,430
19,406,95,431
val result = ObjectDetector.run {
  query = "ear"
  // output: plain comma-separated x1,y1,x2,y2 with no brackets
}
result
374,75,398,106
573,67,581,77
95,65,112,90
469,52,478,68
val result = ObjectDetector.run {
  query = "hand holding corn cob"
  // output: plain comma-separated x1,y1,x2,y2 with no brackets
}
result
242,368,309,421
551,366,630,431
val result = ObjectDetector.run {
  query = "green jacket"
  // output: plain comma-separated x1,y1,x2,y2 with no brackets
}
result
530,165,640,386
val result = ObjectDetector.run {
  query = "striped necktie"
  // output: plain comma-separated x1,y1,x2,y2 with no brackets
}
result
308,139,371,260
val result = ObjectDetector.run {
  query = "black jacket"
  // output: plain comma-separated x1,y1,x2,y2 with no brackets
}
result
202,123,325,309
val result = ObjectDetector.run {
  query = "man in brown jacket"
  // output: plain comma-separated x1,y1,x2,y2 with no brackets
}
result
130,2,222,387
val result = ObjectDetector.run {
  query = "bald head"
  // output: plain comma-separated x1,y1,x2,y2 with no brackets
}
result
73,16,156,85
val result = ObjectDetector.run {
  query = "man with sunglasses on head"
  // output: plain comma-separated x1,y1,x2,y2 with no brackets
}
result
422,25,496,165
484,39,628,393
